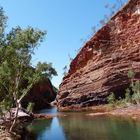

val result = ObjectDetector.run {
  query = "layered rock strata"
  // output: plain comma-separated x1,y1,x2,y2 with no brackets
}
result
57,0,140,109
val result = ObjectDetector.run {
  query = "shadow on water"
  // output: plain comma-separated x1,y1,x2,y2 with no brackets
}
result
26,117,67,140
26,107,140,140
35,106,59,115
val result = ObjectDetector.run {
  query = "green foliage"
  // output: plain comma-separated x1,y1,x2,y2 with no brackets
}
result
128,69,140,104
107,69,140,108
131,81,140,104
107,92,116,108
107,92,128,108
124,88,131,103
0,7,57,131
107,92,115,104
36,62,57,79
27,102,34,113
127,69,135,78
132,81,140,94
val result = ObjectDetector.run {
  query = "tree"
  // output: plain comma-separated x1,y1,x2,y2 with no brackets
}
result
0,8,57,132
102,0,126,26
128,69,135,87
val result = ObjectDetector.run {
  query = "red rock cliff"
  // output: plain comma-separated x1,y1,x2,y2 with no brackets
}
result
57,0,140,109
22,78,57,110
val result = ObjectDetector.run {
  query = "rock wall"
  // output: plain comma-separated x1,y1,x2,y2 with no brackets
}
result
22,79,57,111
57,0,140,109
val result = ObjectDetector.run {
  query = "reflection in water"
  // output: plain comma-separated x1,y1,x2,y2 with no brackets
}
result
26,108,140,140
27,117,67,140
37,117,67,140
58,115,140,140
26,119,53,139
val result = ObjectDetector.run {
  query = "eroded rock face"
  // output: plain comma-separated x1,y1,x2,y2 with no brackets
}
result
22,79,57,111
57,0,140,109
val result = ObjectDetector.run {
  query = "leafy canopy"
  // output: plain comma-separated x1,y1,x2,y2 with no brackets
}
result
0,7,57,130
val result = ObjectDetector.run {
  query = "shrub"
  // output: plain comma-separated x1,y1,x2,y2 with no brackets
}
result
107,92,115,104
107,69,140,108
131,81,140,104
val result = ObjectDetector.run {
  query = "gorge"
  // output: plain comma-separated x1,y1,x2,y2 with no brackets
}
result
0,0,140,140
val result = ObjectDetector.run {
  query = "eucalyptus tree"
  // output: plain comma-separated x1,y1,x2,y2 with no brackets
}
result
0,8,57,132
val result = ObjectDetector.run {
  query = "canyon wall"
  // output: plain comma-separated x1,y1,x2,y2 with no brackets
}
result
57,0,140,109
22,79,57,110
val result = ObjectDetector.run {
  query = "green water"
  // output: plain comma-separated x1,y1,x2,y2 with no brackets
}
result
26,107,140,140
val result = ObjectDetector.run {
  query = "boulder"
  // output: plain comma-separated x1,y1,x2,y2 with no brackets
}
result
22,79,57,111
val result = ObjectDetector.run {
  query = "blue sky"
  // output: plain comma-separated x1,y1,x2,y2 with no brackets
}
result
0,0,127,87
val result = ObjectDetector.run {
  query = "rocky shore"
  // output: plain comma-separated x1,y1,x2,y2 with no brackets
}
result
57,104,140,120
2,104,140,140
0,107,66,140
0,128,12,140
86,105,140,121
